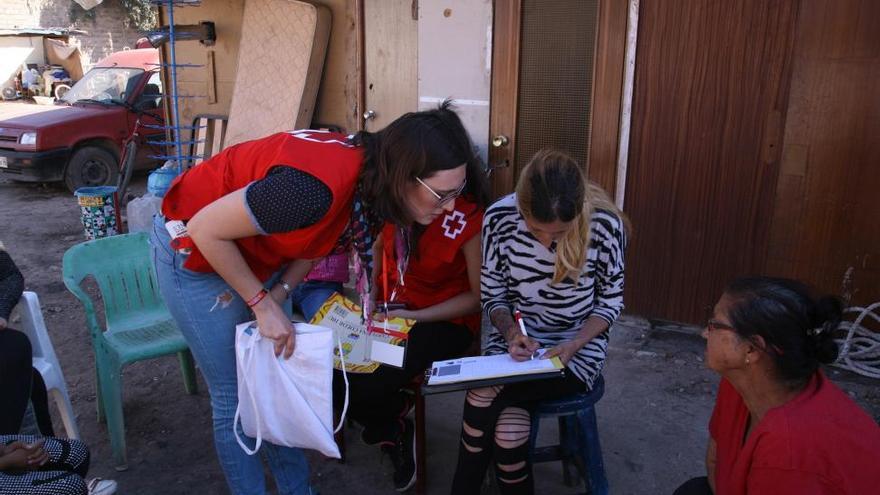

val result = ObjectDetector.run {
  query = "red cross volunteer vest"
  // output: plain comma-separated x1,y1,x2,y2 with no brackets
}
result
162,130,363,281
380,197,483,334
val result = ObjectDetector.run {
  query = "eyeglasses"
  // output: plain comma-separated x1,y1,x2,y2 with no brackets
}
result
416,177,467,206
706,319,736,332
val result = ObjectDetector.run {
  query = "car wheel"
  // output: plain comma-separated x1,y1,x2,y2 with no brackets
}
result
64,146,119,193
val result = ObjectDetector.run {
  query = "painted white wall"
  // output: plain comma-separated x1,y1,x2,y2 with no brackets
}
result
418,0,492,163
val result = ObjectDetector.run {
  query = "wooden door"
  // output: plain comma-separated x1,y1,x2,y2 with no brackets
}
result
765,0,880,307
623,0,800,323
488,0,628,198
362,0,418,131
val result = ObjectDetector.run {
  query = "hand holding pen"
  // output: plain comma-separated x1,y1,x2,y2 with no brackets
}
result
508,310,540,362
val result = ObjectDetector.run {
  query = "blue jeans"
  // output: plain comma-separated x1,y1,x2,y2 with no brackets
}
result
290,281,342,322
150,215,311,495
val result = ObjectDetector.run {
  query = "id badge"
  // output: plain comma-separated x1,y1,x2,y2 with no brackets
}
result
366,321,409,368
164,220,193,254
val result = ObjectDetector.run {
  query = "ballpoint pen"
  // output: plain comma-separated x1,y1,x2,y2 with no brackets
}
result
514,310,534,360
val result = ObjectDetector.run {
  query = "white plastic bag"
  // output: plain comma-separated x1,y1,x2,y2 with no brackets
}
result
233,321,348,458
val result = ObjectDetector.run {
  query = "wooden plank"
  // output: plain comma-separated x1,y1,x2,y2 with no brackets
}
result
311,0,360,132
623,0,799,323
216,118,227,155
363,0,418,131
193,117,209,165
488,0,521,199
206,50,217,104
587,0,629,195
766,0,880,306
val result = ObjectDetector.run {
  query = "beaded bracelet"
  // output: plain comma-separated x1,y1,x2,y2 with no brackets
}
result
246,288,269,308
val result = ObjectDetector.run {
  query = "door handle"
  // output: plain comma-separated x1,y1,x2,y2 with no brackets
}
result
492,135,509,148
363,110,376,121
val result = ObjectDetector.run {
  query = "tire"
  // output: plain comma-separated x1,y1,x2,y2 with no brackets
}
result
64,146,119,193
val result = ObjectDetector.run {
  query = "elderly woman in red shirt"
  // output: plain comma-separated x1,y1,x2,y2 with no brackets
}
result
675,277,880,495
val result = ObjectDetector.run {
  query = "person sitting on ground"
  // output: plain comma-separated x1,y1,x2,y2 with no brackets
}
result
334,159,488,491
674,277,880,495
450,149,629,494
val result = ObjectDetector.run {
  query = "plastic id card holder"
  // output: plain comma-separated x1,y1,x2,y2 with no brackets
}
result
367,323,408,369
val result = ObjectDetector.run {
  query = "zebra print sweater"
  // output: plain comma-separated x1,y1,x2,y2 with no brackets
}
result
481,193,627,389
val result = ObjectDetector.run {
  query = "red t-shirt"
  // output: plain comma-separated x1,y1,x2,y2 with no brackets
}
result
709,371,880,495
380,198,483,334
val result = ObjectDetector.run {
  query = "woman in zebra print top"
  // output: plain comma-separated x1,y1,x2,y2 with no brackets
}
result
451,149,628,494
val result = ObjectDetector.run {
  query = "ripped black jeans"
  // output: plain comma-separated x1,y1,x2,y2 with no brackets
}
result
450,372,586,495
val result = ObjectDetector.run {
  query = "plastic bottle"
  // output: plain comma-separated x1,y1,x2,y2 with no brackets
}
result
126,192,164,233
147,160,180,197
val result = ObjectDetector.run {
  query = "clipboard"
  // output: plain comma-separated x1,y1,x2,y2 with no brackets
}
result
421,352,565,395
421,369,565,395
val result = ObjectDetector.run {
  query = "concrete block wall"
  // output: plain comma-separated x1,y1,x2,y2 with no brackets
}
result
0,0,146,70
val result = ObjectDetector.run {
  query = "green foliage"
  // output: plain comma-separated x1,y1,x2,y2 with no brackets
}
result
117,0,159,31
69,0,158,31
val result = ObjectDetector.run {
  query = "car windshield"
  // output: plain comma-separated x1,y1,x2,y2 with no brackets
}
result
61,67,145,105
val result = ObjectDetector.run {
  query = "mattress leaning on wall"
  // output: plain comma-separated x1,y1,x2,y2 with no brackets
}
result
224,0,331,147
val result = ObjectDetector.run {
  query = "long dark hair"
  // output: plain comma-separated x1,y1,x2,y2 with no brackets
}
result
724,277,842,387
352,99,489,228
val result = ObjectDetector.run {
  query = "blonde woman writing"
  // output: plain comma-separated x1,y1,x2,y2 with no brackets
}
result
450,149,629,494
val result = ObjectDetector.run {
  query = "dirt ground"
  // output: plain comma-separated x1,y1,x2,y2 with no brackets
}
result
2,175,878,495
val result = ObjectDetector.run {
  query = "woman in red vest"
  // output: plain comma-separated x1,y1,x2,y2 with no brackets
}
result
674,277,880,495
336,184,488,491
149,102,484,495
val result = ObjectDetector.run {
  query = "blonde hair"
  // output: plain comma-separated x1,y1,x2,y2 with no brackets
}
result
516,149,628,284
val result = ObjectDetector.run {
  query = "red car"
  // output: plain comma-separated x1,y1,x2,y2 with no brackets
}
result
0,48,165,192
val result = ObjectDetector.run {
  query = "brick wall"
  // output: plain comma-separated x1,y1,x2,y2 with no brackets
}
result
0,0,151,69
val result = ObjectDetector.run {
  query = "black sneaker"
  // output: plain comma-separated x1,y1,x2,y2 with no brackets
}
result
390,418,416,492
359,422,384,446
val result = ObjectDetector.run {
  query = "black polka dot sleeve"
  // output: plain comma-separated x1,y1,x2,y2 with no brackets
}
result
244,166,333,235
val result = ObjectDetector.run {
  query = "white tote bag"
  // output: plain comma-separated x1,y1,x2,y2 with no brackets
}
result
233,321,348,458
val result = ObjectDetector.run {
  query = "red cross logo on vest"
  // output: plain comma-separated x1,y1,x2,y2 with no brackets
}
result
442,210,467,239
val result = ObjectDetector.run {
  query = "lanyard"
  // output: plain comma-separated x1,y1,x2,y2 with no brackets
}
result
373,245,407,340
382,226,410,306
372,227,410,340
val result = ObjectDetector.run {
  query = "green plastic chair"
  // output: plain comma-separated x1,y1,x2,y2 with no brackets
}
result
62,232,197,470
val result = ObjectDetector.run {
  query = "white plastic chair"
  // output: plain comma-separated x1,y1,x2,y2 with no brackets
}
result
14,291,80,439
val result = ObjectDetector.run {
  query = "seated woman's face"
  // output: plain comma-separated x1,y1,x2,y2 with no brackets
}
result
702,294,749,374
406,164,467,226
523,217,573,248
